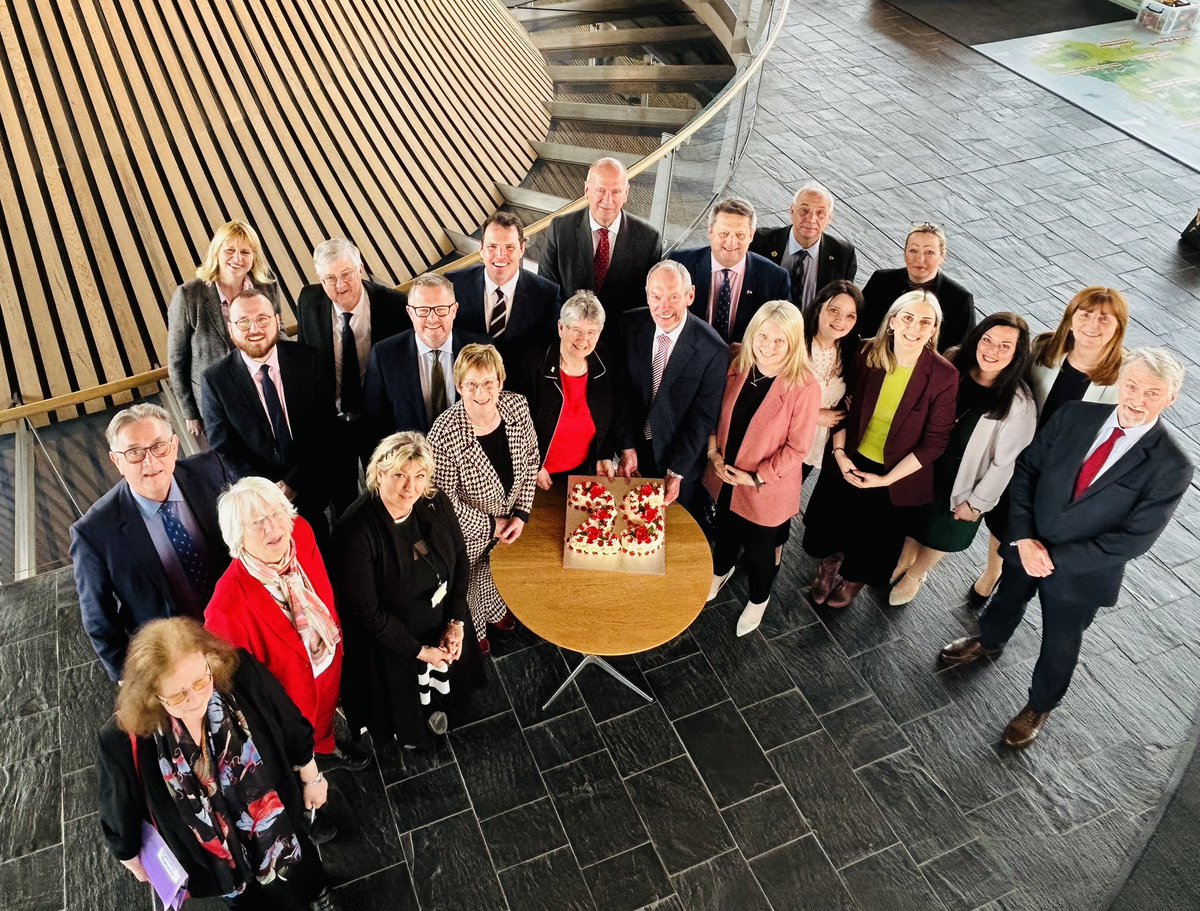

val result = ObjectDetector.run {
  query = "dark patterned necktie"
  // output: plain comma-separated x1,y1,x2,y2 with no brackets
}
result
159,501,210,596
791,249,809,307
258,364,292,460
429,349,448,421
489,289,508,338
340,311,362,415
644,333,671,439
714,269,733,342
594,227,611,290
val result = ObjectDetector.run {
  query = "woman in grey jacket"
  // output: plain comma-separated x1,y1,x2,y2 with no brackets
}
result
889,313,1037,605
167,221,279,438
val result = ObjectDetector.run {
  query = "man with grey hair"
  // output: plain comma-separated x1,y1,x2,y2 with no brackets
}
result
750,181,858,308
70,403,236,680
296,238,408,512
538,157,664,314
668,198,790,344
939,348,1194,748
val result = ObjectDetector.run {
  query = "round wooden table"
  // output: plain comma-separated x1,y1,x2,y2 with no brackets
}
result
490,484,712,709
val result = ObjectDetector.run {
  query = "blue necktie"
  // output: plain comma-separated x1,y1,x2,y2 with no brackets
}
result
159,501,210,596
258,364,292,461
715,269,733,342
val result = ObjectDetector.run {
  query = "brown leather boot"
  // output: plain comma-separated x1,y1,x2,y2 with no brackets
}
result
809,555,843,604
825,579,864,610
1003,705,1050,748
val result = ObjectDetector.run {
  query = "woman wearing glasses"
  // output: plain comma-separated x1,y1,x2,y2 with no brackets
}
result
168,221,279,440
859,223,976,352
205,478,366,785
428,344,539,656
802,291,958,610
97,618,337,910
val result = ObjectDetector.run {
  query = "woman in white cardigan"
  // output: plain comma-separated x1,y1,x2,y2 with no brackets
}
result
889,313,1037,605
967,288,1127,606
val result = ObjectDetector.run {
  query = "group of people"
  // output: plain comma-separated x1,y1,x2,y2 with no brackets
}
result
73,156,1194,909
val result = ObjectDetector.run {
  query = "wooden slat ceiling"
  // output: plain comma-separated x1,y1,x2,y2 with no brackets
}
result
0,0,552,421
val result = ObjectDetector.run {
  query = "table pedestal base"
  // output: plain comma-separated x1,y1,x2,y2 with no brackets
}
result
544,654,654,711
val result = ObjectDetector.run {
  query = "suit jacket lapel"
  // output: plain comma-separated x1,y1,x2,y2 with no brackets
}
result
202,285,230,341
817,236,833,288
405,334,428,425
175,463,222,551
658,320,696,398
890,349,934,432
312,293,334,352
1073,420,1159,503
116,484,171,601
574,213,595,287
229,355,275,445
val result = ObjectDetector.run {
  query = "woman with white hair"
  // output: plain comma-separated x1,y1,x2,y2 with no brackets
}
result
205,477,364,777
331,432,485,749
801,291,958,610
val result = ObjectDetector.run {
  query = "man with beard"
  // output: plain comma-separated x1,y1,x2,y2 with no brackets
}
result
201,289,337,540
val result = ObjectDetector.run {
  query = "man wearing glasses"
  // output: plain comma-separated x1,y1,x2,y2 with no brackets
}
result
363,273,486,444
201,289,336,544
70,404,236,680
297,238,409,514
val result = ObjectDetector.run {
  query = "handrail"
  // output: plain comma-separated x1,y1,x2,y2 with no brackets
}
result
0,0,789,426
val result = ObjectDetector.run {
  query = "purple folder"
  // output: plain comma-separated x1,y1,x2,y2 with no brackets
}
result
140,822,189,911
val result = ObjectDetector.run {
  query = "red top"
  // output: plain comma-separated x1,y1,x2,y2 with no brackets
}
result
544,371,596,474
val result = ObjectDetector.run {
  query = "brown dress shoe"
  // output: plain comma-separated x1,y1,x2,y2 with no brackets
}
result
809,555,843,604
938,636,1003,666
825,579,864,610
1003,705,1050,748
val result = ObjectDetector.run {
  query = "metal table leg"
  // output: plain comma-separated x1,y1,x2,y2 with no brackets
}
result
542,654,654,711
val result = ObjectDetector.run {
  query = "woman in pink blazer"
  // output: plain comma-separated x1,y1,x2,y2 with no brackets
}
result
703,301,821,636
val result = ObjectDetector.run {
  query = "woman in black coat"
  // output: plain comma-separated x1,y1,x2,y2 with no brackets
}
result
97,619,334,909
331,431,486,750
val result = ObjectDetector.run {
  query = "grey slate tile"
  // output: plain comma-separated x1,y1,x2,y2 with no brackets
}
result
624,756,733,874
499,846,595,911
749,834,856,911
480,797,569,871
450,711,545,819
598,702,684,778
544,751,647,868
410,812,505,911
580,843,674,911
721,785,809,860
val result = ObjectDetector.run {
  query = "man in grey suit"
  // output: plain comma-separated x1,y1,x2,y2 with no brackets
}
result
939,349,1195,748
538,157,663,314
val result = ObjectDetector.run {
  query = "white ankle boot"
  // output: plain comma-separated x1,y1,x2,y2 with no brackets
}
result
736,598,769,636
708,568,735,601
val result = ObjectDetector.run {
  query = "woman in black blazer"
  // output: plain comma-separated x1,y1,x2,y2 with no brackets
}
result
332,432,486,749
513,291,616,488
97,619,334,909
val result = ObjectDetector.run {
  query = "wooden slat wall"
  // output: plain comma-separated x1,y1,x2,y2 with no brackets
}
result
0,0,552,422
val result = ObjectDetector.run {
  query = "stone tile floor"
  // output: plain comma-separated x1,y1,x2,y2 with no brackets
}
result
4,0,1200,909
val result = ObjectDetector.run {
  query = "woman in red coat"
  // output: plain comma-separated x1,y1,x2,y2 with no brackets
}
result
206,476,358,771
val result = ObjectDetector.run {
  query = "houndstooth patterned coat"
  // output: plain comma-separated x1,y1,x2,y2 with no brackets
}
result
428,391,539,635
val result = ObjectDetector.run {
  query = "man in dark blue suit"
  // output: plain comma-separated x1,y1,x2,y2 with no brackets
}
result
448,212,561,364
668,198,790,345
201,290,336,542
940,349,1195,748
613,261,727,515
70,404,236,680
364,273,487,444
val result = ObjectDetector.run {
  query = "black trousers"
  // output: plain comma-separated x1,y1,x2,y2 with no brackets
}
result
978,560,1101,712
225,832,326,910
712,503,783,602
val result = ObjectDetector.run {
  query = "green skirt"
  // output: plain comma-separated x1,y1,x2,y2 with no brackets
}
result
912,411,983,554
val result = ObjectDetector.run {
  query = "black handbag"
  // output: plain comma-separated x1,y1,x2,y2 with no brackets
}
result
1182,208,1200,253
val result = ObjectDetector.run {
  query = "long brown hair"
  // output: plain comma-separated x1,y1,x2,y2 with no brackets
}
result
115,619,240,737
1033,287,1127,386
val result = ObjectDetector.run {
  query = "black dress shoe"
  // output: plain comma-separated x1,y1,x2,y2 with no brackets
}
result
315,746,370,773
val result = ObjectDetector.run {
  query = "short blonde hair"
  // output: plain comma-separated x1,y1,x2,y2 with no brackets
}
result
864,290,943,371
366,432,438,498
115,618,240,737
453,343,505,387
195,221,273,285
217,476,296,559
732,301,811,385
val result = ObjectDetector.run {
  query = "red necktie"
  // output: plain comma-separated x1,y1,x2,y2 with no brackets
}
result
1073,427,1124,501
594,227,611,291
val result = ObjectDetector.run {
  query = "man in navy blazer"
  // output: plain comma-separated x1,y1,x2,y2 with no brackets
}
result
940,349,1194,748
448,212,560,364
538,157,664,314
70,404,236,680
749,182,858,308
613,261,727,515
201,290,336,541
668,198,790,345
364,273,487,444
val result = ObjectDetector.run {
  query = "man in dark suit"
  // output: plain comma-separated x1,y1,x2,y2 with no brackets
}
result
449,212,561,363
201,289,336,541
859,223,975,352
749,182,857,308
70,404,235,680
364,273,487,443
939,349,1194,748
612,260,727,515
668,198,790,345
538,157,663,314
296,238,408,513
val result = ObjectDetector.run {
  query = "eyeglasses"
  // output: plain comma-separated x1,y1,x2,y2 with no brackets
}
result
461,380,500,394
249,508,291,533
157,666,213,707
113,438,174,463
409,304,453,318
232,315,276,332
320,269,359,287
